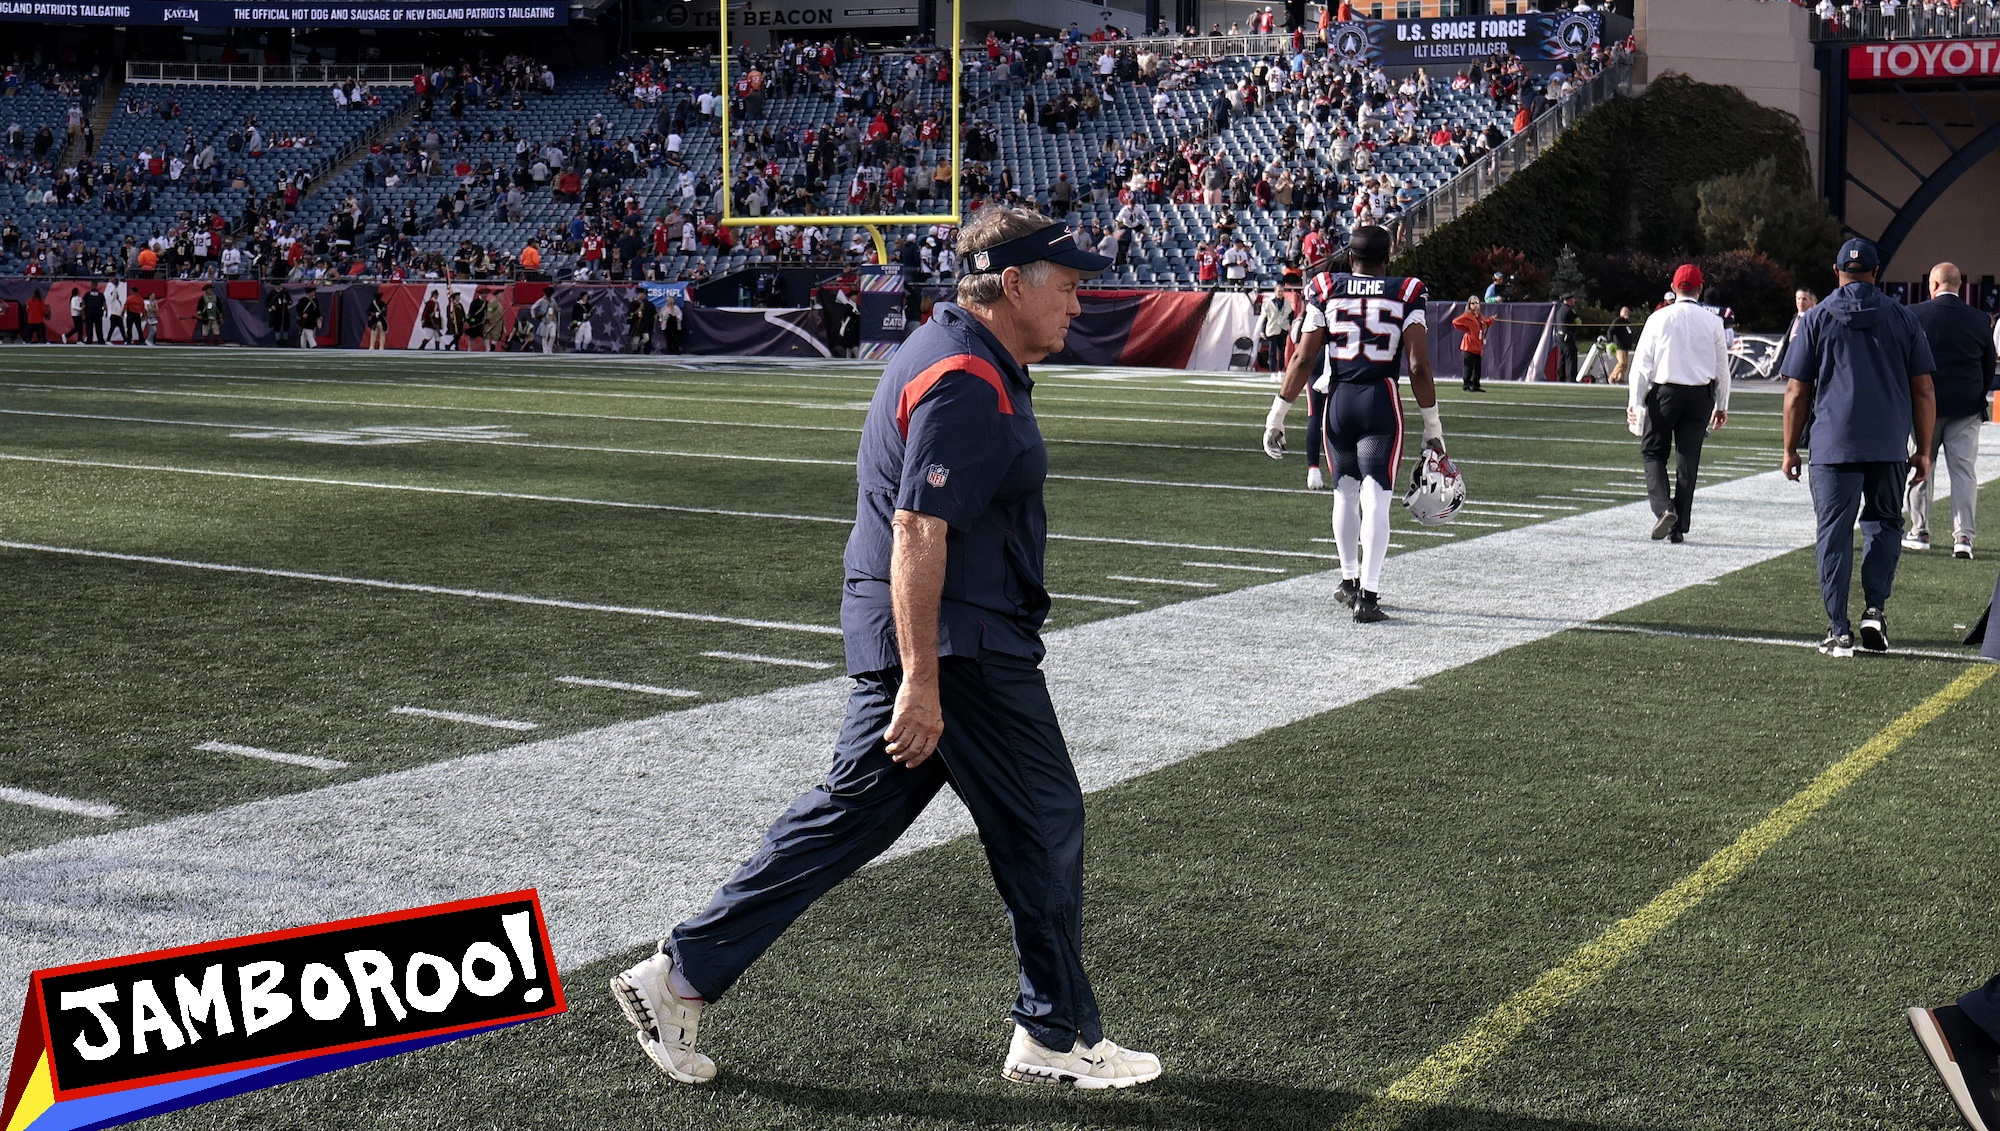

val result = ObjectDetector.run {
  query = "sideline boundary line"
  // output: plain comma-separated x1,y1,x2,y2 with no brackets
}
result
1334,665,1998,1131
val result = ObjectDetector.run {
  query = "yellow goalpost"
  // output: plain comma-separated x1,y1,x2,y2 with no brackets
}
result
717,0,964,265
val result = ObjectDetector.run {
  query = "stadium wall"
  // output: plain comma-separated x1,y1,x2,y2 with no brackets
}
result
1635,0,1822,182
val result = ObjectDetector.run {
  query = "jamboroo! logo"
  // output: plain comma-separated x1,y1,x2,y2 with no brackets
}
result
1,891,566,1131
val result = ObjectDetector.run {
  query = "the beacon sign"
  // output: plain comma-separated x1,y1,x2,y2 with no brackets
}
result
1,892,564,1131
1848,39,2000,79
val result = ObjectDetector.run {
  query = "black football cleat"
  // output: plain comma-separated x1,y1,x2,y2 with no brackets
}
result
1353,590,1386,623
1335,578,1359,608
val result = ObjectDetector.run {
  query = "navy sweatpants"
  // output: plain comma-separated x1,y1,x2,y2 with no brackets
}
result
1810,460,1906,636
669,650,1103,1051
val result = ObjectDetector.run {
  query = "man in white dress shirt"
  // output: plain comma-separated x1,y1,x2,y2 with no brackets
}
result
1627,263,1731,543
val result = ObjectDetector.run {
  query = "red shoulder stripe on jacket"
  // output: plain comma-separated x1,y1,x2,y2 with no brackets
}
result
896,353,1012,438
1400,276,1423,304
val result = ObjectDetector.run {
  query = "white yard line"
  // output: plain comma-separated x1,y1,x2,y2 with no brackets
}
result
1105,575,1219,589
0,541,844,636
0,382,1270,456
1182,561,1288,573
0,786,122,820
0,454,1348,560
390,707,540,731
0,453,859,525
1048,592,1144,605
21,459,1992,1045
1576,623,1982,662
555,677,701,698
195,741,350,771
700,651,837,671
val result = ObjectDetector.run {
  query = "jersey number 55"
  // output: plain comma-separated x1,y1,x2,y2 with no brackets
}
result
1324,297,1406,362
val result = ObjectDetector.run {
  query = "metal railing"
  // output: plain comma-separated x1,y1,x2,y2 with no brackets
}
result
1389,60,1631,253
1806,2,2000,42
125,62,420,87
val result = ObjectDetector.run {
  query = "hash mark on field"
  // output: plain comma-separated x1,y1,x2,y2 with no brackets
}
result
700,651,836,670
0,786,121,819
555,677,701,697
390,707,540,731
1576,487,1649,497
195,741,349,771
1181,561,1288,574
1391,530,1457,538
1048,592,1144,606
1106,575,1219,589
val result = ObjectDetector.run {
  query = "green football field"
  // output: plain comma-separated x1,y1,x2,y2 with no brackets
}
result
2,347,1998,1131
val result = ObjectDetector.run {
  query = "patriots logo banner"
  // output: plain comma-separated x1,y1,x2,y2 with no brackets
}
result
1,891,564,1131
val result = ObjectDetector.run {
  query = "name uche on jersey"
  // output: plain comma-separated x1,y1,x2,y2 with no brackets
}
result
1303,272,1429,386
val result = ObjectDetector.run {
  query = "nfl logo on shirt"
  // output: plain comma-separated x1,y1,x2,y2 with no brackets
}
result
927,464,950,487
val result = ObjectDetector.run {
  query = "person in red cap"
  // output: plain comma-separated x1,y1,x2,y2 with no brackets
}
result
1625,263,1731,543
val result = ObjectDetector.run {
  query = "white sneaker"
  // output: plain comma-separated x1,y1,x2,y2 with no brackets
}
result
1002,1024,1162,1090
1306,465,1326,490
610,945,716,1084
1956,537,1976,560
1903,532,1931,550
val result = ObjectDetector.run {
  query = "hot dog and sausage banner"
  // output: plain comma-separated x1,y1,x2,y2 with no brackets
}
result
2,890,565,1131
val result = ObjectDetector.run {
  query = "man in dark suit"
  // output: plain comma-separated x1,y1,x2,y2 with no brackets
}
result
1555,293,1580,382
80,284,107,344
1906,262,1998,559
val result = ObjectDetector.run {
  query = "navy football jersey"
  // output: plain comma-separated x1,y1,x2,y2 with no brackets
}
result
1303,272,1428,386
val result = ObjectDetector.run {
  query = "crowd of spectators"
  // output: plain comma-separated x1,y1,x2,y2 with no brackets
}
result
0,10,1635,288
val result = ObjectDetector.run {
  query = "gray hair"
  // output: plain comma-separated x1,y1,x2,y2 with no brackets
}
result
956,204,1059,308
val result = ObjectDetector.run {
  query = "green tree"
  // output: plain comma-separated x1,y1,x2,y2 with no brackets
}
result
1696,156,1842,295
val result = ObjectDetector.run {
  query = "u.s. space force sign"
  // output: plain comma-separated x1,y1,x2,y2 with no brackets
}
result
2,891,565,1131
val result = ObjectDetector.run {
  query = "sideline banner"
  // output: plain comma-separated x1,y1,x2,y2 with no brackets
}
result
0,1,565,26
2,891,563,1131
1330,11,1600,67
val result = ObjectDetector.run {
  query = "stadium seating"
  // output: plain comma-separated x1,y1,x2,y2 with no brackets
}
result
0,82,404,268
0,47,1524,288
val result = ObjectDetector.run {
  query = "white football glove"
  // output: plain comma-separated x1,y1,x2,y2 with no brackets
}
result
1420,405,1445,452
1263,395,1292,460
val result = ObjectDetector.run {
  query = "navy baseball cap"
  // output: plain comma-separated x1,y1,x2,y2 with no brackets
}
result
1836,238,1880,273
963,224,1111,279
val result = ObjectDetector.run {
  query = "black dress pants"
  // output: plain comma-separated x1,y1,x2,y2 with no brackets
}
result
1641,382,1714,534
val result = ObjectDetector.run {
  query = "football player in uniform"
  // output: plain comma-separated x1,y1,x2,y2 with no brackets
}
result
1261,225,1446,622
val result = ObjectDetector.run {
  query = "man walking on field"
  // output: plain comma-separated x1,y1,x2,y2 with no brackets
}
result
1628,264,1730,544
1903,261,1995,559
611,205,1162,1091
1779,238,1936,657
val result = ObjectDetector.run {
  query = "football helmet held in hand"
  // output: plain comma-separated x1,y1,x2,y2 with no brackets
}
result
1403,447,1465,526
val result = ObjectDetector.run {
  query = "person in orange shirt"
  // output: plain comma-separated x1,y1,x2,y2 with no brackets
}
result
520,239,543,278
1513,103,1531,134
137,246,158,276
1452,296,1496,392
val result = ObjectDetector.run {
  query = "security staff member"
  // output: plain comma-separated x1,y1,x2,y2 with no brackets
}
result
1780,238,1937,656
1627,264,1730,543
1904,261,1996,559
611,206,1163,1092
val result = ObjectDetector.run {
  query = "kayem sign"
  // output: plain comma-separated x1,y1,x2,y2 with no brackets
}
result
1848,39,2000,79
2,891,564,1131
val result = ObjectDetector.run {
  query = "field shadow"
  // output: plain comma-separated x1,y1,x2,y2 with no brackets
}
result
731,1073,1675,1131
